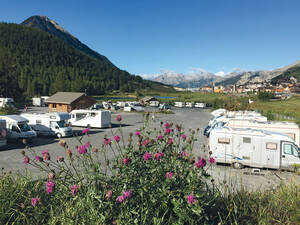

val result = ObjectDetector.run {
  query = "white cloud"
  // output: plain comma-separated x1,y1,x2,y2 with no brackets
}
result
139,73,160,80
215,71,226,76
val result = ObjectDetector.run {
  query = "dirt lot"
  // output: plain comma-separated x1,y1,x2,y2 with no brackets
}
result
0,106,299,191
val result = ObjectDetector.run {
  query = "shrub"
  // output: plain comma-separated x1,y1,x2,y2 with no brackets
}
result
6,114,218,224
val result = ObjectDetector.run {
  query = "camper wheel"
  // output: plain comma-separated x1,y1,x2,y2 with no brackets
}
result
56,133,62,138
233,162,243,169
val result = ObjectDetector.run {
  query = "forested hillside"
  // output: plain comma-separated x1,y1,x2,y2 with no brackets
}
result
0,23,159,98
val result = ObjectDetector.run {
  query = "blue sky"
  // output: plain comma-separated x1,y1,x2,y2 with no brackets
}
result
1,0,300,77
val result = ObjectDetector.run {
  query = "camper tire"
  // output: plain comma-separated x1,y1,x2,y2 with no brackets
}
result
56,133,62,138
233,162,243,169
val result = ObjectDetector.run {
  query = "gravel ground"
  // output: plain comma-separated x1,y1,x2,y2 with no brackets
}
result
1,106,299,191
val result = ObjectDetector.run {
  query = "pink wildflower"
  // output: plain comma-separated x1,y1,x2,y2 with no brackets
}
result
82,128,90,134
181,151,189,157
160,152,164,157
34,156,42,162
181,134,187,140
154,152,161,160
77,145,87,154
194,158,206,168
42,150,49,155
106,190,113,199
31,197,39,207
70,184,79,196
46,181,55,194
164,128,171,134
168,137,173,145
84,141,91,148
123,190,131,199
117,195,125,203
103,138,111,146
157,134,164,140
122,158,130,165
209,157,215,164
24,156,29,164
164,122,170,128
142,139,150,147
166,172,173,179
143,152,152,161
187,194,195,204
135,130,141,136
176,126,181,132
116,114,122,122
114,135,120,142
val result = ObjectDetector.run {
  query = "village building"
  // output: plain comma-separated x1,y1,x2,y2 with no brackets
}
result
45,92,96,113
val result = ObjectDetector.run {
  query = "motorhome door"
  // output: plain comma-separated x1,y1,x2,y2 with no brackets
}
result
281,142,300,169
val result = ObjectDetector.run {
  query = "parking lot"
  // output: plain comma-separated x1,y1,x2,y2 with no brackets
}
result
0,106,299,191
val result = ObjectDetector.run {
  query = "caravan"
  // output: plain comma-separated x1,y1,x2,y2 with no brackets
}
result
21,112,72,138
174,102,185,108
0,120,7,147
209,127,300,170
195,103,206,108
0,98,14,108
69,110,111,128
0,115,37,142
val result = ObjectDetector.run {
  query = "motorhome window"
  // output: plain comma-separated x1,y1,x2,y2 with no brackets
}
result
91,113,97,117
12,125,19,132
76,113,87,120
57,121,66,128
52,104,56,108
286,133,296,140
36,120,42,124
218,138,230,144
243,137,251,143
266,143,277,150
292,146,298,157
18,123,31,132
284,144,293,155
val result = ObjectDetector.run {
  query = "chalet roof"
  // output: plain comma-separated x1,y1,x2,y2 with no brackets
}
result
44,92,85,104
140,96,157,102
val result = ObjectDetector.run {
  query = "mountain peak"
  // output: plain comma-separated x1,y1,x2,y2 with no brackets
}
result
21,15,113,65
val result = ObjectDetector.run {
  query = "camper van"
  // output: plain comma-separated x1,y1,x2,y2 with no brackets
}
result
209,127,300,170
149,101,160,107
174,102,185,108
69,110,111,128
0,120,7,147
21,112,72,138
195,102,206,108
0,98,14,108
0,115,37,142
185,102,194,108
225,120,300,147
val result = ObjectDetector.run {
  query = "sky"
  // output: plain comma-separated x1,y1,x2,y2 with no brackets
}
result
1,0,300,77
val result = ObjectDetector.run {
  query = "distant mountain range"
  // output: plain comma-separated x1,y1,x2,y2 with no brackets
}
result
150,61,300,88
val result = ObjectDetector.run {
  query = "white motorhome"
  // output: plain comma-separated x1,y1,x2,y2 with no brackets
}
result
0,115,37,141
174,102,185,108
21,112,72,138
149,101,160,107
124,102,144,112
209,127,300,170
0,98,14,108
69,110,111,128
211,109,227,117
195,102,206,108
185,102,194,108
0,120,7,147
225,120,300,147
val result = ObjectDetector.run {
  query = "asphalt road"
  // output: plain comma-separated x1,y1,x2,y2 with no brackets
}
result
0,106,299,191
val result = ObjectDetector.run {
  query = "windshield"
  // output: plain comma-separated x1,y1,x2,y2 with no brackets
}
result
18,123,31,132
57,121,67,128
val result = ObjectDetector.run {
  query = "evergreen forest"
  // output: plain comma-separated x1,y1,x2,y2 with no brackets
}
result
0,23,163,99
